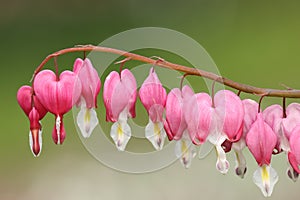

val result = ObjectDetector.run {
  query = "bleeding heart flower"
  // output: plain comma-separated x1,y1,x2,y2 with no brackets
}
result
17,85,47,157
103,69,137,151
232,99,259,178
139,68,167,150
73,58,101,138
164,85,196,168
187,90,244,174
246,112,278,197
264,103,300,181
34,70,82,145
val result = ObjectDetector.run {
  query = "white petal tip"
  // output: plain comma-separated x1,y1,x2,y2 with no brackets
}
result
253,165,278,197
215,145,229,174
29,129,42,157
145,121,166,151
110,121,131,151
77,107,99,138
175,137,196,169
216,159,230,174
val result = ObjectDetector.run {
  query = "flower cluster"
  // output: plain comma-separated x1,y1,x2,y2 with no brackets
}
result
17,57,300,197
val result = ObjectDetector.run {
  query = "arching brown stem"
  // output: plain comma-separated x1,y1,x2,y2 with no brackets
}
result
32,45,300,98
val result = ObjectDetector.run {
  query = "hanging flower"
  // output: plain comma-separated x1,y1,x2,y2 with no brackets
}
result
186,90,244,174
34,70,82,144
246,112,278,197
263,103,300,181
103,69,137,151
232,99,259,178
17,85,47,157
139,68,167,150
164,85,196,168
73,58,101,138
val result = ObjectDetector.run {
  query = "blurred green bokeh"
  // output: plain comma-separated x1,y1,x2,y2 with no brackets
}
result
1,0,300,199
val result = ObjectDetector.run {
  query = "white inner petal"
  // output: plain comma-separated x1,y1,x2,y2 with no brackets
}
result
77,106,99,138
174,132,196,169
233,148,247,178
145,119,166,151
215,144,229,174
110,109,131,151
253,165,278,197
56,115,61,145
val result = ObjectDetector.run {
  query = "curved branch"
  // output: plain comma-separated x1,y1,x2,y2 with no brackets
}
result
33,45,300,98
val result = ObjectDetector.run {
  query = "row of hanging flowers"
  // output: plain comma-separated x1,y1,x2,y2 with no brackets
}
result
17,46,300,197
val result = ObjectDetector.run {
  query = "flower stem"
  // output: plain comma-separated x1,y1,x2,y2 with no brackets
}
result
31,45,300,98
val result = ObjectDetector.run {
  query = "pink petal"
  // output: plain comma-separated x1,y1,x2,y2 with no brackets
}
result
165,88,187,140
263,104,283,135
181,85,194,98
73,58,101,108
103,71,121,122
242,99,259,135
263,104,284,153
185,92,212,144
73,58,84,74
288,152,300,174
103,69,137,122
246,113,277,166
164,119,173,140
121,69,137,118
29,107,41,130
34,70,82,115
214,90,244,142
288,125,300,173
282,103,300,139
139,68,166,122
17,85,47,119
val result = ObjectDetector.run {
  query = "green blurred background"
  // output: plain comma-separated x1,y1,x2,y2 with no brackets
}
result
1,0,300,199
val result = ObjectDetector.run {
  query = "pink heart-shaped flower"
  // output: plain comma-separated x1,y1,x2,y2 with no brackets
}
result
103,69,137,122
186,90,244,144
34,70,82,115
34,70,82,144
17,85,48,156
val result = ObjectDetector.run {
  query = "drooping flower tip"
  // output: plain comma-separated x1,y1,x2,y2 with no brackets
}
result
103,69,137,151
139,68,167,150
103,69,137,122
17,86,47,157
73,58,101,138
34,69,82,145
253,165,278,197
